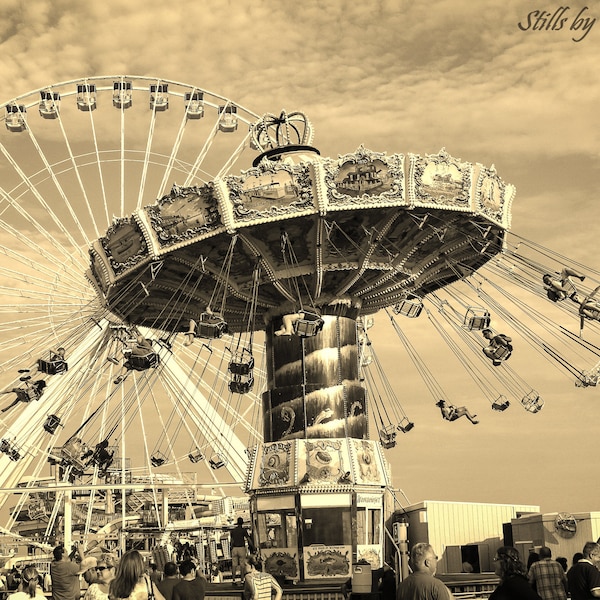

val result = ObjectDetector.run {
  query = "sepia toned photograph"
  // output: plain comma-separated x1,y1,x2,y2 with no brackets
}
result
0,2,598,597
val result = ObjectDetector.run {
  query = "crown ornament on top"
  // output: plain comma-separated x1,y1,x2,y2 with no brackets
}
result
250,110,314,153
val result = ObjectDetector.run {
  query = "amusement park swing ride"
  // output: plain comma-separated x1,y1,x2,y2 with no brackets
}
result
0,75,599,581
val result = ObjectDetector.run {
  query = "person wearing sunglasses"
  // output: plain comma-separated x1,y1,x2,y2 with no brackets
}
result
83,558,115,600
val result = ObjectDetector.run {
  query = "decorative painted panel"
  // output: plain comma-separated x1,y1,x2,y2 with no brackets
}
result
258,441,293,488
324,146,405,208
226,162,315,224
99,217,147,275
304,544,351,578
409,148,472,209
145,183,222,247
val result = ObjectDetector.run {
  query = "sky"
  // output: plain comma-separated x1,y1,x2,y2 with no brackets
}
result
0,0,599,516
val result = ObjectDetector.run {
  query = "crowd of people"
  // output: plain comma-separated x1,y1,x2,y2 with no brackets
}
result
0,537,283,600
396,541,600,600
2,538,600,600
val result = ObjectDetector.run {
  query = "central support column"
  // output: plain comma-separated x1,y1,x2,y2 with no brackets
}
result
246,302,390,583
262,308,368,443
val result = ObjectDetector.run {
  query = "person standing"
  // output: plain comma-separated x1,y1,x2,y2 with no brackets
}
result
230,517,253,585
83,556,115,600
243,555,282,600
396,542,454,599
377,563,396,600
50,545,84,600
109,549,165,600
6,566,46,600
172,561,206,600
566,542,600,599
489,546,542,600
156,563,179,600
528,546,567,600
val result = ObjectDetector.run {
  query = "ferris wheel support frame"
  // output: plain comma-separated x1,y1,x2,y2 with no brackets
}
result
0,323,108,504
160,358,249,482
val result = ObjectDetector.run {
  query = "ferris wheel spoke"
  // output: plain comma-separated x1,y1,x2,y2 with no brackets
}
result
216,132,252,179
24,124,90,249
0,262,89,299
119,95,126,217
2,129,89,256
160,357,247,482
84,104,111,231
178,342,263,443
0,229,87,291
182,119,221,187
136,102,161,211
0,183,82,268
55,111,102,240
156,112,190,201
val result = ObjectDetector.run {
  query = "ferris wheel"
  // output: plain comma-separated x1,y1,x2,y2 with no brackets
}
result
0,76,270,538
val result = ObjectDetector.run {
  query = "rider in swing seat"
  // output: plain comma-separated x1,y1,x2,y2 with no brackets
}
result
482,328,513,366
435,399,479,425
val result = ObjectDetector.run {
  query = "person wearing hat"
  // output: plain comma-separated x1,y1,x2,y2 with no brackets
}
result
79,557,99,595
50,544,86,600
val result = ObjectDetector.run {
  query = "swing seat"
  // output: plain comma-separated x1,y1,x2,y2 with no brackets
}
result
521,391,544,413
0,439,10,453
379,425,397,449
229,375,254,394
491,396,510,411
16,387,41,403
229,354,254,375
8,448,21,461
15,389,31,402
392,297,423,318
485,344,512,365
151,454,166,467
397,417,415,433
127,352,159,371
576,372,599,387
491,345,512,360
188,449,205,463
38,358,68,375
464,307,491,331
293,311,324,337
209,454,227,469
92,446,114,467
60,438,88,471
196,312,228,339
43,414,62,434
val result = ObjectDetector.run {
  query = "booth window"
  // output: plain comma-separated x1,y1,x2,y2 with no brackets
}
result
302,507,351,546
257,511,297,549
356,507,382,545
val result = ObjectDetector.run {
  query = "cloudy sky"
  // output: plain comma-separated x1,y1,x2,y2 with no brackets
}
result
1,0,599,515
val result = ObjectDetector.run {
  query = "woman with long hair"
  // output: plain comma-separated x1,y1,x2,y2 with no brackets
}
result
109,550,165,600
489,546,542,600
6,566,45,600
